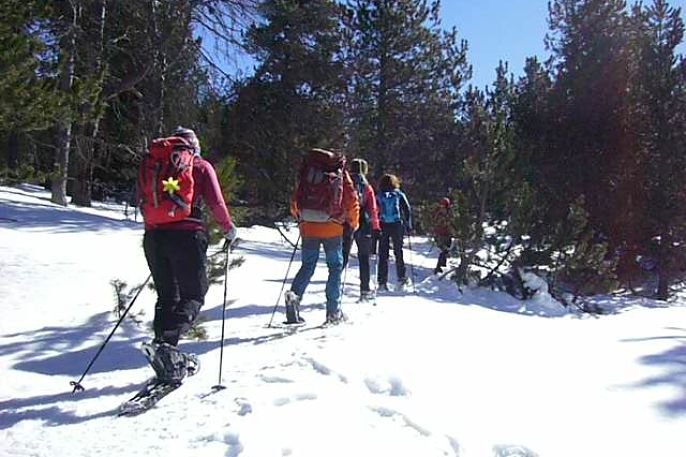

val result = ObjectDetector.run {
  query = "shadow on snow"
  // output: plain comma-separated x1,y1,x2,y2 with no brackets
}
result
0,383,143,429
0,199,138,233
627,327,686,416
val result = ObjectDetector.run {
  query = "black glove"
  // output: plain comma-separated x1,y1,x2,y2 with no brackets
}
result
372,229,382,240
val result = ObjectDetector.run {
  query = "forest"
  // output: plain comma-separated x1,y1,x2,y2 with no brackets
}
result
2,0,686,304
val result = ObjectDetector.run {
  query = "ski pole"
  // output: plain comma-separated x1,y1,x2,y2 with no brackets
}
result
70,273,152,393
212,245,231,391
267,234,301,328
407,234,417,293
339,251,349,311
371,253,379,305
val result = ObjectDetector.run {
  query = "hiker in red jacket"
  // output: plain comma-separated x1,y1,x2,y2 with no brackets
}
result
138,126,238,383
342,158,381,302
432,197,453,274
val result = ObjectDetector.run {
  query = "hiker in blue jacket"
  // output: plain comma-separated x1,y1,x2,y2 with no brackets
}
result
375,173,412,290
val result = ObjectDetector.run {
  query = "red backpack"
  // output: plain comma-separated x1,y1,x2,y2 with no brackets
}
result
295,148,346,223
138,136,196,226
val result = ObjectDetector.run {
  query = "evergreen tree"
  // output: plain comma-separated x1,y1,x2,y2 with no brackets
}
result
509,57,554,245
0,1,60,135
545,0,634,240
0,1,62,181
222,0,348,212
449,63,517,285
343,0,469,198
626,0,686,298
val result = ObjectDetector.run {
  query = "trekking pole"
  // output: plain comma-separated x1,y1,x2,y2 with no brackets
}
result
267,234,301,328
339,257,349,312
407,234,417,294
70,273,152,393
371,253,379,306
212,244,231,391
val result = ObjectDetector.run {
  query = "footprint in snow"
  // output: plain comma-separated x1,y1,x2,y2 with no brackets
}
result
369,406,431,437
364,376,409,396
234,397,253,416
492,444,539,457
224,432,244,457
259,374,294,384
302,357,348,383
273,392,318,406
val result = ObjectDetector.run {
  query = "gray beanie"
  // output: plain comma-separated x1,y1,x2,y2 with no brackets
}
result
172,126,200,155
173,126,196,137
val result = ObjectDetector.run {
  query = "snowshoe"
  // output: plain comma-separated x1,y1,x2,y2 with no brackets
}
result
118,377,181,417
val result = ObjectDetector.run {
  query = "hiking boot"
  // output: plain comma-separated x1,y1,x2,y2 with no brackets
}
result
146,342,190,385
324,310,347,326
186,353,200,377
377,283,388,292
284,291,305,324
359,290,375,302
433,266,443,275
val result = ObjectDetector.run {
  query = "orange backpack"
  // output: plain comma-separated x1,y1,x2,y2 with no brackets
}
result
138,136,195,226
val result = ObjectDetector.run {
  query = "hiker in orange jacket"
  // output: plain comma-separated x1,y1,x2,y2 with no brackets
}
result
285,148,359,325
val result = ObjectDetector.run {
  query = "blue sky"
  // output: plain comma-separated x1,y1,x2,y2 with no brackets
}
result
443,0,686,90
440,0,549,90
218,1,686,89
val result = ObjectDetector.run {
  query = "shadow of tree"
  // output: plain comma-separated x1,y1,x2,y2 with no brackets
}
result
627,327,686,416
0,383,141,429
0,199,138,233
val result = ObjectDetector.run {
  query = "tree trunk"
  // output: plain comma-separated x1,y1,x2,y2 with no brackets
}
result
152,0,166,136
52,123,72,206
71,136,95,207
51,1,78,207
71,0,107,207
7,132,19,171
655,234,671,301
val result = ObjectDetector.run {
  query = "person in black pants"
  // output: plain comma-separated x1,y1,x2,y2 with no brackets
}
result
342,159,381,301
375,173,412,290
140,126,238,383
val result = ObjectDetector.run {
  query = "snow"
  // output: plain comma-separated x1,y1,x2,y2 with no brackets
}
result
1,183,686,457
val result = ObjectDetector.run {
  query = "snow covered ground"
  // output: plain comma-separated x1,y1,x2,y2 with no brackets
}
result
1,183,686,457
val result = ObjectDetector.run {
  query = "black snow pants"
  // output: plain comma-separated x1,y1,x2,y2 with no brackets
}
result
143,229,209,346
378,221,406,285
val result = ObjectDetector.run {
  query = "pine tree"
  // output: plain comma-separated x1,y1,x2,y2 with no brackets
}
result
449,63,518,285
0,1,61,135
0,1,63,182
509,57,554,245
626,0,686,299
545,0,634,239
343,0,469,198
223,0,348,212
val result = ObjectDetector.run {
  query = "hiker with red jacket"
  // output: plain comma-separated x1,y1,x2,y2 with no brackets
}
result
286,148,360,325
138,126,238,384
342,158,381,302
433,197,453,274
